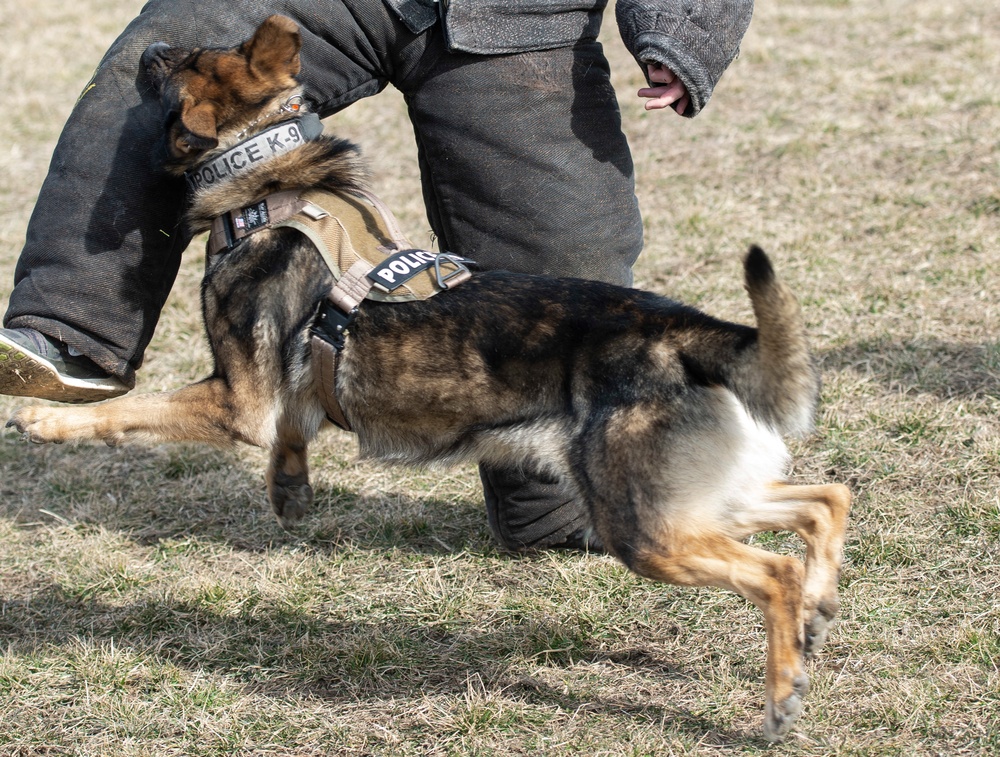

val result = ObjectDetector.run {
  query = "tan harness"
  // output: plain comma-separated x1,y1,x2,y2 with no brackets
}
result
207,187,473,431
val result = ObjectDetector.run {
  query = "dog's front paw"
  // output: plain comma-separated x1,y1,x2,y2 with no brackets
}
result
269,480,314,529
6,407,68,444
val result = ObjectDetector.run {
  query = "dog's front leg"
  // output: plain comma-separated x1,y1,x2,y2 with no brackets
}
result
8,377,269,448
266,421,314,528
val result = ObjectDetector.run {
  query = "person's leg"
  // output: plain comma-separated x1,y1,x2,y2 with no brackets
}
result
399,36,644,550
1,0,400,399
403,41,642,284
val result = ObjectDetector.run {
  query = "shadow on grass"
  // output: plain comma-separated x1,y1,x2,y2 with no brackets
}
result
0,583,755,745
820,338,999,399
505,674,752,746
1,414,769,746
0,433,498,557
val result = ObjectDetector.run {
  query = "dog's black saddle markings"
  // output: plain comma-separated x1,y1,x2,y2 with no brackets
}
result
205,176,473,431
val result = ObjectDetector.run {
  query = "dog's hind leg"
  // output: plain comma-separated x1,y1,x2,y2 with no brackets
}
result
266,419,314,528
728,482,851,658
613,528,809,742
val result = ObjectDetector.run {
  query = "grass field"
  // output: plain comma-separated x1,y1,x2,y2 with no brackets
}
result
1,0,998,754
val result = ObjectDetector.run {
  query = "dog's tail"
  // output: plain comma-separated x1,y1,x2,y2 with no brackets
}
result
736,246,820,436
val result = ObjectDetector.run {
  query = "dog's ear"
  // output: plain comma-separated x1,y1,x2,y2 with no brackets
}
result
242,15,302,79
174,101,219,155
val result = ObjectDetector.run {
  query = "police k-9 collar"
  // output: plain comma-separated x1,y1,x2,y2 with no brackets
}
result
184,112,323,193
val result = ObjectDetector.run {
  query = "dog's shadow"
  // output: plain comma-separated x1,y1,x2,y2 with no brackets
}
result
0,435,768,744
0,430,491,556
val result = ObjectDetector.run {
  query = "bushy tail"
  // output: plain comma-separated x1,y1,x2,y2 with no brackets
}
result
740,246,820,436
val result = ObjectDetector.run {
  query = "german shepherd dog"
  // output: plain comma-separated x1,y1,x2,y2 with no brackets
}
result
8,16,850,741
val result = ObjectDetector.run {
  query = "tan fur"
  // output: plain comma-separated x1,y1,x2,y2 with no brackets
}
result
7,16,850,742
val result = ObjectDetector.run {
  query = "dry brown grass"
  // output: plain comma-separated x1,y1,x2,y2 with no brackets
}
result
2,0,999,754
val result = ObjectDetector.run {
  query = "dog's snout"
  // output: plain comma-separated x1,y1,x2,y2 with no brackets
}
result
141,41,173,74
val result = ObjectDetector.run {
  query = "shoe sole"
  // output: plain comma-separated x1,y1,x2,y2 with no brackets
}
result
0,333,129,404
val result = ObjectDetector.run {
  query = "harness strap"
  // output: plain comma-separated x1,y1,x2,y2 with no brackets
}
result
203,184,472,433
207,189,310,256
311,335,353,432
330,259,377,313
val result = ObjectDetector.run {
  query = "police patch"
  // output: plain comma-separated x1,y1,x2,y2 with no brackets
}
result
368,249,474,292
184,116,321,193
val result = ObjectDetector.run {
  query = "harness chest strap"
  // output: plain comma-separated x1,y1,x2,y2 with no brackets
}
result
310,258,375,433
311,334,353,432
220,193,380,431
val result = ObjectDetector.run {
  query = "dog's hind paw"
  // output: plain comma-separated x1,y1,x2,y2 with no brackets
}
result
763,673,809,743
6,414,27,433
804,599,839,658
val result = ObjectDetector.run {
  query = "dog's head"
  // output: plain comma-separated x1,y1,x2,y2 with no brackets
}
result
142,15,302,172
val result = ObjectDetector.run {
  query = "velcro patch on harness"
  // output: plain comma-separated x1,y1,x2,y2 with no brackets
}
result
234,200,270,232
368,249,474,293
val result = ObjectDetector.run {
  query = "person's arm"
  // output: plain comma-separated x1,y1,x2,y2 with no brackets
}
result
616,0,754,117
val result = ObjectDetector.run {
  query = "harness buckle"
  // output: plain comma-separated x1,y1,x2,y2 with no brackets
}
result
312,301,358,352
221,210,237,250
